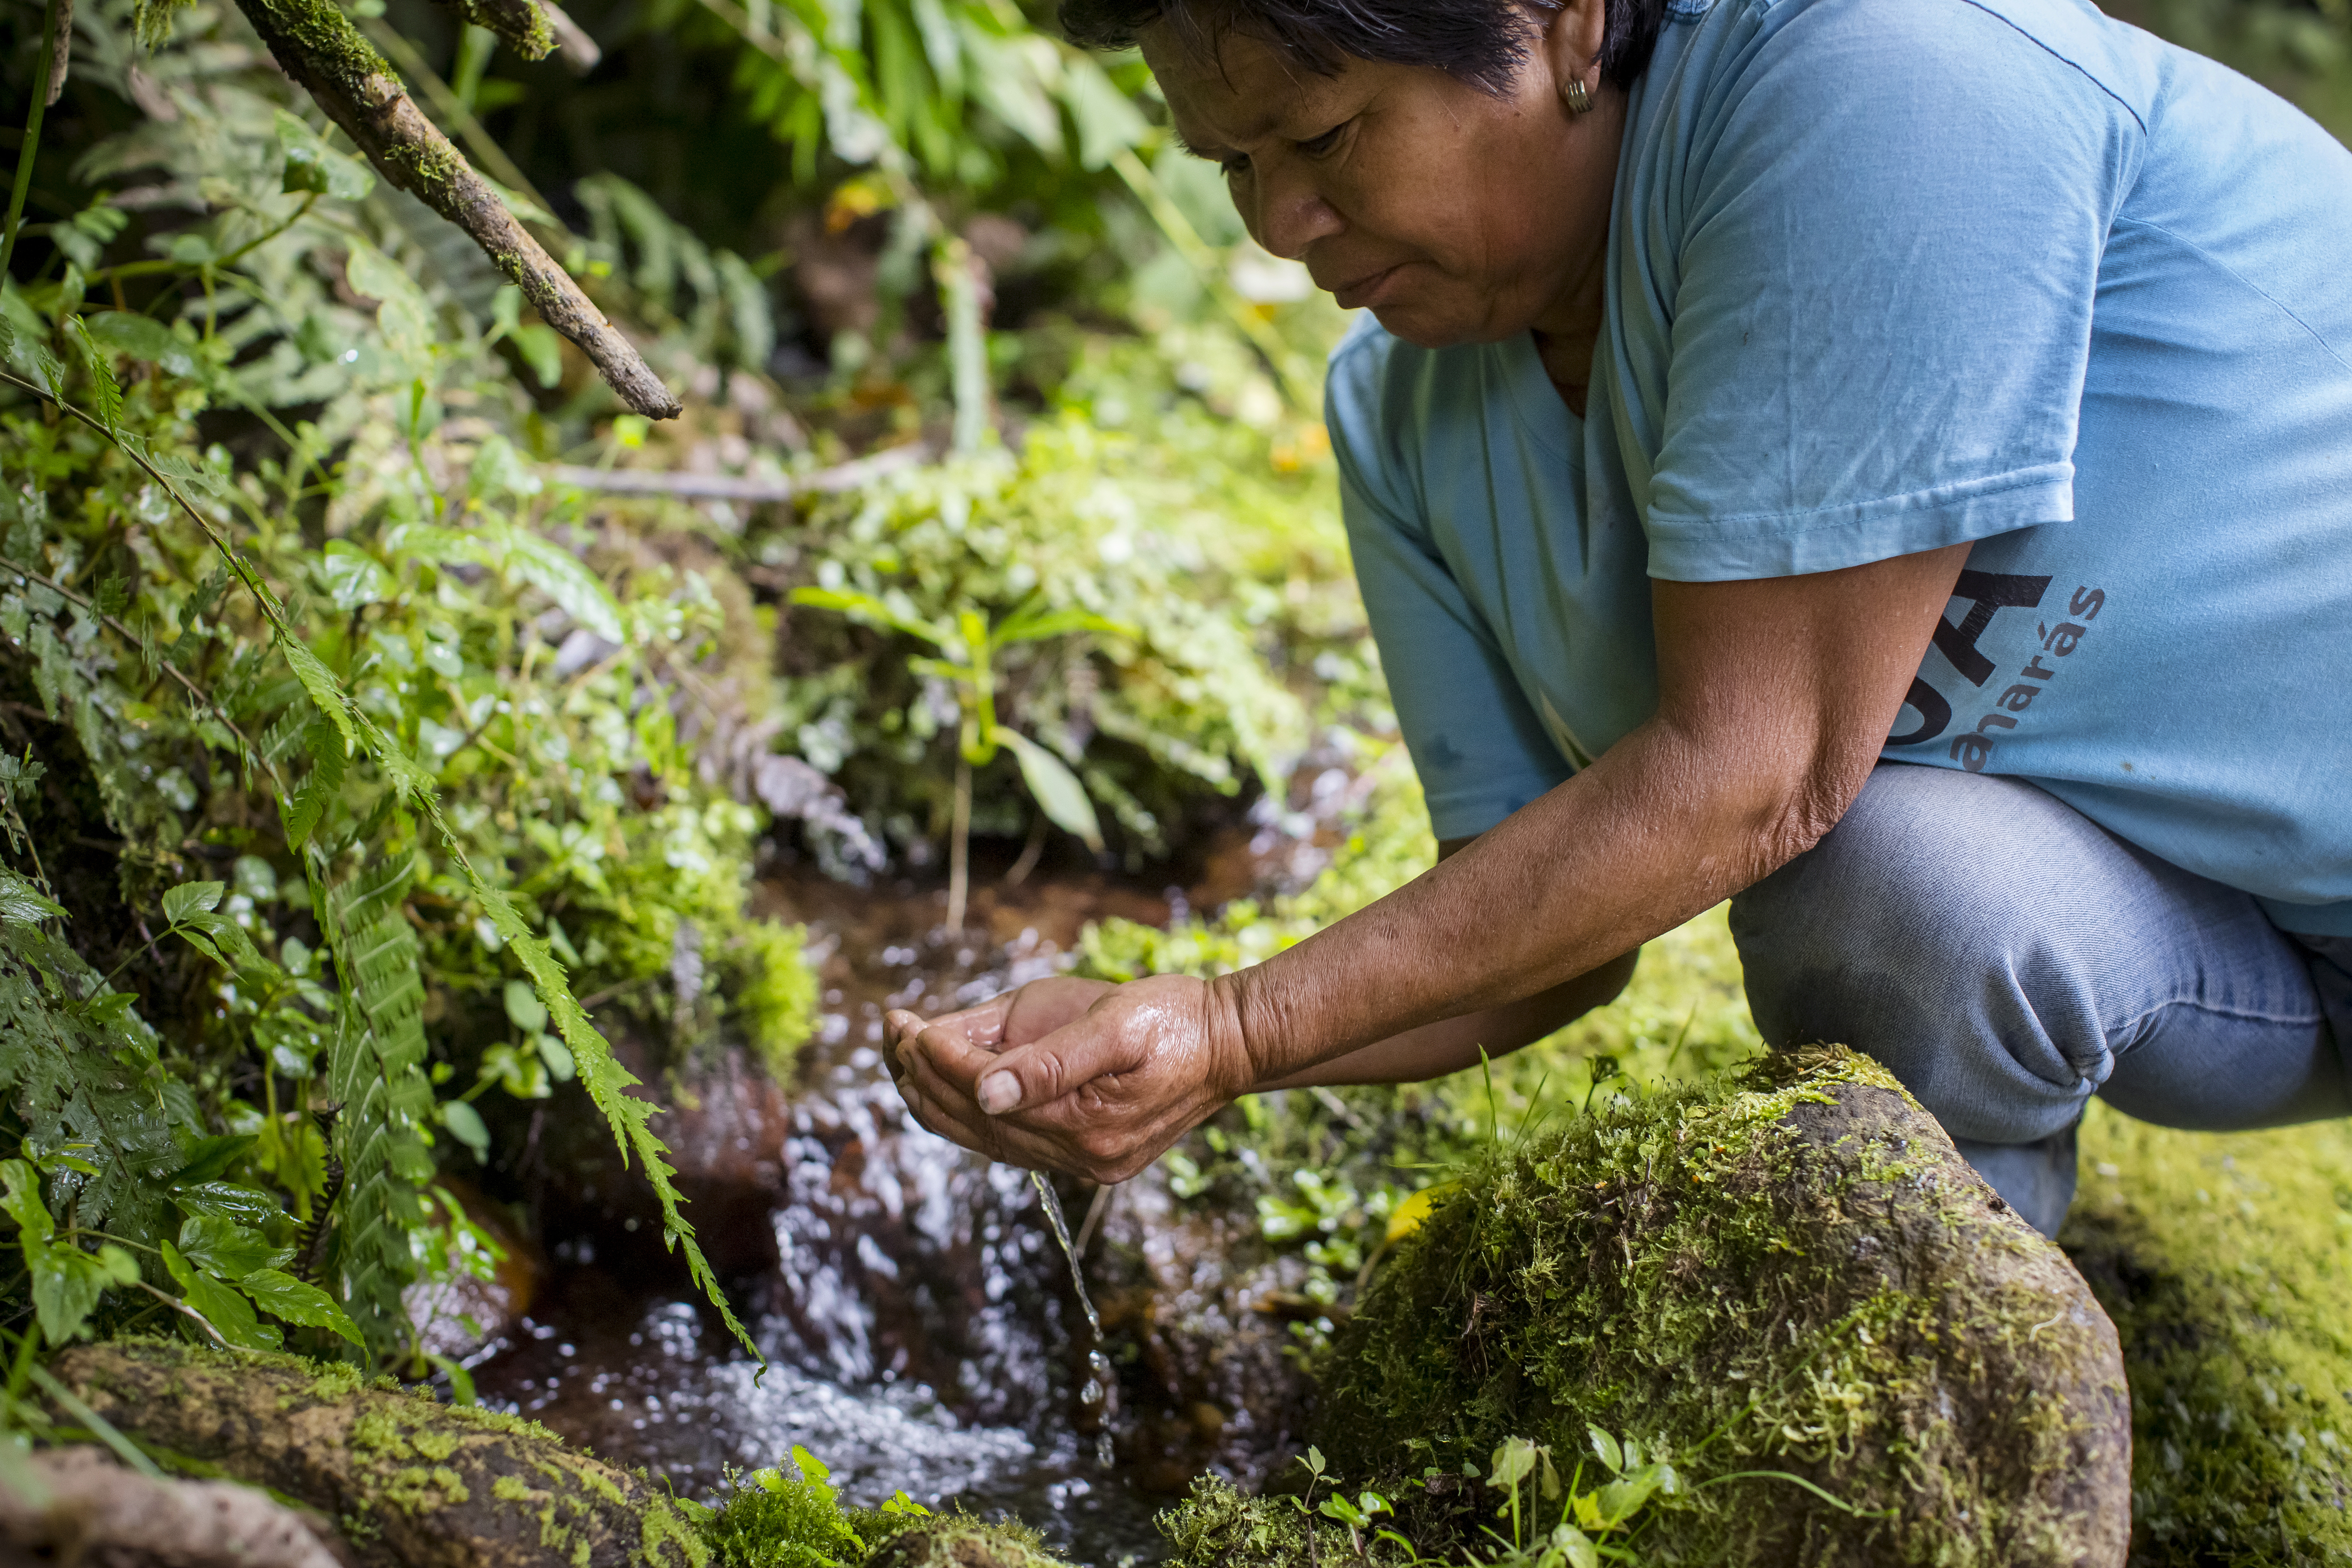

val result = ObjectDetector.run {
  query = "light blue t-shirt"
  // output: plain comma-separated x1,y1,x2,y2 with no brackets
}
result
1330,0,2352,933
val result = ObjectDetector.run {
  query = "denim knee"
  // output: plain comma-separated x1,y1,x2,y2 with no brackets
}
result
1730,765,2109,1146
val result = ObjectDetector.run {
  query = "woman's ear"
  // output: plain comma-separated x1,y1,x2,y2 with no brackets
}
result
1537,0,1610,96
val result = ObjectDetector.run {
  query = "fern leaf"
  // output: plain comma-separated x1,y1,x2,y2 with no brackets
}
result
318,856,434,1356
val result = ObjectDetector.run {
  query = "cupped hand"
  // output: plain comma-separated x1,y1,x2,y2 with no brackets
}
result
883,972,1255,1182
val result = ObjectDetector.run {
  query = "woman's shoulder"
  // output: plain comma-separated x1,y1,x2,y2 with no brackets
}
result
1663,0,2168,130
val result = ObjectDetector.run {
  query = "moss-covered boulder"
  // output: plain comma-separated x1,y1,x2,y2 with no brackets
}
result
860,1520,1075,1568
1312,1047,2129,1567
2063,1104,2352,1564
47,1339,705,1568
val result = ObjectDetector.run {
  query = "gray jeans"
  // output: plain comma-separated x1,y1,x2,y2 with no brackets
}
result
1731,762,2352,1238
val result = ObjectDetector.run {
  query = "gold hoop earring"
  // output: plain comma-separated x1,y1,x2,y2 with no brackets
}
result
1562,76,1593,114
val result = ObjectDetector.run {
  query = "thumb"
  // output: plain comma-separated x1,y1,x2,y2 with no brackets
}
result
971,1010,1139,1116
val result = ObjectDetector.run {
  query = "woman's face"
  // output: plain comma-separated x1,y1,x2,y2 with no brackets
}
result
1143,5,1621,349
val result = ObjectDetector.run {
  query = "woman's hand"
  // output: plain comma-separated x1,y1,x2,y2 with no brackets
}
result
884,973,1255,1181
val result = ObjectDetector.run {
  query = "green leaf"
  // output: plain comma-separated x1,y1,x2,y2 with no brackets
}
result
991,728,1103,851
1587,1425,1623,1475
788,586,947,646
97,1245,142,1286
167,1133,257,1186
181,1266,282,1351
319,541,387,611
173,1185,288,1232
175,1213,278,1281
1549,1524,1599,1568
161,881,225,925
1491,1437,1541,1493
81,312,198,379
509,324,563,390
0,1160,56,1244
279,642,357,754
70,318,126,433
467,437,541,503
438,1099,491,1161
282,720,349,848
274,109,374,201
30,1242,115,1344
502,529,623,643
502,979,548,1033
238,1267,365,1348
0,870,65,925
992,605,1139,647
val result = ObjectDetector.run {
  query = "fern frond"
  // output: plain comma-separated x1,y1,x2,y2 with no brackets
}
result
5,370,760,1364
319,858,434,1356
0,878,183,1259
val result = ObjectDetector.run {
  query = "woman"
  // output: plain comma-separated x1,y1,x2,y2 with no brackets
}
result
886,0,2352,1237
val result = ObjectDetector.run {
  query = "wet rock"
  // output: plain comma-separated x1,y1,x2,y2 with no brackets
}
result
863,1519,1076,1568
1315,1046,2131,1568
0,1446,347,1568
47,1338,705,1568
1087,1168,1319,1495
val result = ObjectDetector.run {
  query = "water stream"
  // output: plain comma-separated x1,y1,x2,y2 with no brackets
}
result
1031,1170,1117,1468
462,768,1368,1564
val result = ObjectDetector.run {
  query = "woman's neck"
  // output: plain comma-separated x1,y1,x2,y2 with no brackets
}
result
1530,255,1607,419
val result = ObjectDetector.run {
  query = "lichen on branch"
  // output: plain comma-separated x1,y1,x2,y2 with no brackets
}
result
226,0,680,419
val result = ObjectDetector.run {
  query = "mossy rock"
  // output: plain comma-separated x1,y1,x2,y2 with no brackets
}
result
47,1338,706,1568
1312,1046,2129,1567
860,1520,1074,1568
2063,1103,2352,1564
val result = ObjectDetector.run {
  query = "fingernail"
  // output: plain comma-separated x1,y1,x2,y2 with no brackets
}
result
977,1072,1020,1115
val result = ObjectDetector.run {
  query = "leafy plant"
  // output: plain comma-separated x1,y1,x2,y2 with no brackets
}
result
790,583,1129,927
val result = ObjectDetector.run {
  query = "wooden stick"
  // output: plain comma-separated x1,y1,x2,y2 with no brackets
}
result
44,0,73,106
431,0,553,60
544,445,926,500
232,0,680,418
542,0,602,72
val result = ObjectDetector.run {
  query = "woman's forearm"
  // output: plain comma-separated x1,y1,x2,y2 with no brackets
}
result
1213,714,1801,1092
1251,948,1640,1088
1207,547,1972,1096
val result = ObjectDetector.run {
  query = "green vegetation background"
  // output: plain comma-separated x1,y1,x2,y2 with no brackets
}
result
1,0,2350,1560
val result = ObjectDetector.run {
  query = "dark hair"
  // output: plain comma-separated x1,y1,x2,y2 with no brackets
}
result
1062,0,1668,96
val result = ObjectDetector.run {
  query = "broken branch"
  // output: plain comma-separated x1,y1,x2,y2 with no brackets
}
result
231,0,680,419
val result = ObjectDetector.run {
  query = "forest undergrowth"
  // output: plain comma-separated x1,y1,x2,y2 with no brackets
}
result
4,0,2352,1559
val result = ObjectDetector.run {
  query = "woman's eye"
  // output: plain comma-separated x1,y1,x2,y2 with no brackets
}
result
1220,154,1251,178
1297,124,1346,157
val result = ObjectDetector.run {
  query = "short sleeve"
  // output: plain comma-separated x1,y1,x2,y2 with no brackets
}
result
1327,343,1572,841
1637,0,2143,580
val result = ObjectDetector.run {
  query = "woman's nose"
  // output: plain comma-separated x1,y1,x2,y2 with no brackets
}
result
1245,168,1344,262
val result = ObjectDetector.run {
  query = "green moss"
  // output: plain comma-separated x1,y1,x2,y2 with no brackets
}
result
243,0,396,100
413,1428,461,1462
380,1462,471,1512
349,1407,416,1463
640,1494,714,1568
1311,1047,2114,1567
494,1474,541,1504
700,1474,867,1568
1157,1477,1406,1568
2063,1104,2352,1563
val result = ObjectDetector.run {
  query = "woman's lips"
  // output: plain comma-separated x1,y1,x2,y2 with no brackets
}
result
1329,262,1409,310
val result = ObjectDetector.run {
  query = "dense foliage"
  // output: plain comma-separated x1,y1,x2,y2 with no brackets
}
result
0,0,1354,1389
6,0,2352,1560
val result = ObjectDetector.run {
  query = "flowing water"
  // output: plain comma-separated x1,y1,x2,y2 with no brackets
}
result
464,767,1369,1563
1031,1171,1118,1469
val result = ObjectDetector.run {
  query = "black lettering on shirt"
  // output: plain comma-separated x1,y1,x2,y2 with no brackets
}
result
1888,677,1953,747
1933,570,2053,687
